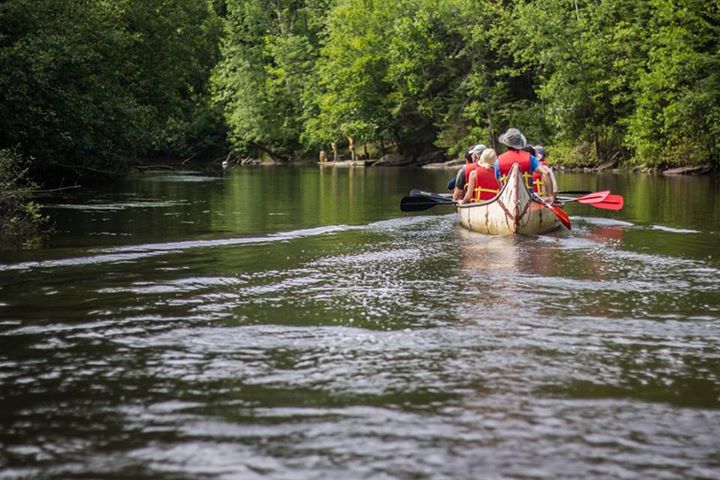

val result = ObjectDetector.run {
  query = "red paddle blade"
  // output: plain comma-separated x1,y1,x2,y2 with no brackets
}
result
537,195,572,230
555,206,572,230
590,194,624,211
548,204,571,230
575,190,611,204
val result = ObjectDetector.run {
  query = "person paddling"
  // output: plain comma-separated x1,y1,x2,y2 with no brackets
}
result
531,145,550,195
447,149,474,191
452,144,486,201
496,128,556,202
458,148,501,204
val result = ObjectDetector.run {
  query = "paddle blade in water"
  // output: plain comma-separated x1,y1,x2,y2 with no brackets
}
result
400,195,454,212
552,205,572,230
538,197,571,230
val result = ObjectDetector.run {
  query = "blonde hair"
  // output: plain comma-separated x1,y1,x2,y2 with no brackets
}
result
479,148,497,167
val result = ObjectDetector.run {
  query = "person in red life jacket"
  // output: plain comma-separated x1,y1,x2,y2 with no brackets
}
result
458,148,501,204
496,128,556,201
452,144,487,201
531,145,549,194
447,149,474,191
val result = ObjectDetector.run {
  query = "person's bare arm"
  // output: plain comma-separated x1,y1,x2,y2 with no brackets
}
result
452,167,466,201
459,171,477,204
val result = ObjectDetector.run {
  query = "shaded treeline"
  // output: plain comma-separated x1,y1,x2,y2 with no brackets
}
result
0,0,224,177
1,0,719,181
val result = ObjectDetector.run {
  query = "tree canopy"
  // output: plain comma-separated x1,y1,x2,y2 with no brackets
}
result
1,0,718,176
0,0,223,175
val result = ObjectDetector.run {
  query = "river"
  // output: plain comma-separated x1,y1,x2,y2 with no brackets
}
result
1,166,719,479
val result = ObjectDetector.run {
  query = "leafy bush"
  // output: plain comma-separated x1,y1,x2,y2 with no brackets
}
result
0,149,46,249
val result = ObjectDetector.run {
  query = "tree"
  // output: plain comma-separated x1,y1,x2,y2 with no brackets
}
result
626,0,720,167
123,0,224,158
0,0,143,172
212,0,332,160
511,0,652,163
434,0,524,157
307,0,483,158
0,0,223,178
301,0,393,154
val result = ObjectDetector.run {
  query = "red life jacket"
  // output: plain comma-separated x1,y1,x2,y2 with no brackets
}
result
498,150,533,188
462,158,473,185
532,159,547,193
466,164,501,201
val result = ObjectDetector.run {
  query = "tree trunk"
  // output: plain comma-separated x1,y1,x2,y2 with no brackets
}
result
249,142,286,162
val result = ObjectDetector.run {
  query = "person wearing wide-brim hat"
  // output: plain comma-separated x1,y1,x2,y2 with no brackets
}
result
496,128,556,201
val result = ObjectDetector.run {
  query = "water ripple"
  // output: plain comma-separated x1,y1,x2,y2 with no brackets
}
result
1,207,720,479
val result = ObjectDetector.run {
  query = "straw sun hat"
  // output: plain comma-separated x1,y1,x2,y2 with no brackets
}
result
479,148,497,168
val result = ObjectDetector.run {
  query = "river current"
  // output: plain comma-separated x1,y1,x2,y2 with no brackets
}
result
0,166,719,479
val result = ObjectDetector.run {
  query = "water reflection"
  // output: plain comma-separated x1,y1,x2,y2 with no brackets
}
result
1,168,720,479
558,171,720,231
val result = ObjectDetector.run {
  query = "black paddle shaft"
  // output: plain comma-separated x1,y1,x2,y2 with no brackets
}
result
400,194,454,212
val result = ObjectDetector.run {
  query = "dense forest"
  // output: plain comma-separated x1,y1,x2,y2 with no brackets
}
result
1,0,718,227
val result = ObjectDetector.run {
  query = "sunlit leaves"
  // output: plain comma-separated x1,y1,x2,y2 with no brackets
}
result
212,0,331,160
627,0,720,166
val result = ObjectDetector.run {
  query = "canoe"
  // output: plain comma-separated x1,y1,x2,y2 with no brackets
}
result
456,163,561,235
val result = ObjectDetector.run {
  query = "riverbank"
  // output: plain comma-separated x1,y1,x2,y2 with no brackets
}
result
99,152,720,178
420,159,717,176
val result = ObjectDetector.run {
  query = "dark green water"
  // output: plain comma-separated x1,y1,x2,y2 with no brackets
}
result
1,166,719,479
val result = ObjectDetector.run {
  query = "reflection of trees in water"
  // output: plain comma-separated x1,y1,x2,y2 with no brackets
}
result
561,171,720,229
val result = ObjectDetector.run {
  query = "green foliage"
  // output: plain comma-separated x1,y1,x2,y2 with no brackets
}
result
0,149,46,249
0,1,140,170
304,0,395,152
212,0,332,160
511,0,652,163
508,0,719,168
307,0,499,157
123,0,225,157
2,0,719,174
626,0,720,167
0,0,223,176
384,1,467,155
436,0,528,157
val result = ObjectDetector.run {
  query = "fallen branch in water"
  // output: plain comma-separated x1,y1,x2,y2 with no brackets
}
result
181,153,197,165
135,164,176,171
50,162,122,178
31,185,82,193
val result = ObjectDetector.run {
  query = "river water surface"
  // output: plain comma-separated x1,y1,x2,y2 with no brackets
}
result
1,166,719,479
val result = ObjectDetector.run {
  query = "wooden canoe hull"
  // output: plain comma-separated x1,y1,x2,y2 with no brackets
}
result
457,163,560,235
